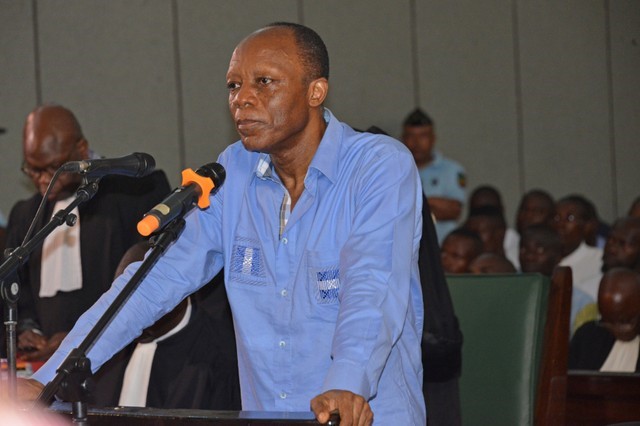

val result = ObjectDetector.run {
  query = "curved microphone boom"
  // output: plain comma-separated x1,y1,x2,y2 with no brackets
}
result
62,152,156,178
137,162,226,237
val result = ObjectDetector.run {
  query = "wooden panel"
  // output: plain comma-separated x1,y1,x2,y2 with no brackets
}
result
517,1,614,220
565,372,640,426
36,0,182,186
608,1,640,217
414,0,521,223
177,0,299,169
305,0,414,138
0,1,39,218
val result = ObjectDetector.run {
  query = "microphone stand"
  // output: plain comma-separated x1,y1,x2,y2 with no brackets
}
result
34,217,186,425
0,180,100,400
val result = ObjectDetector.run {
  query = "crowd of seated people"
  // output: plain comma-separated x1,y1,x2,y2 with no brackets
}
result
435,180,640,341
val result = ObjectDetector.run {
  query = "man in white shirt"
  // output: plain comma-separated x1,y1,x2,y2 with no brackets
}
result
555,195,603,300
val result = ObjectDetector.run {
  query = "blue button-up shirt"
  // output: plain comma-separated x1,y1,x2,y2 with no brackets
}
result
34,109,426,424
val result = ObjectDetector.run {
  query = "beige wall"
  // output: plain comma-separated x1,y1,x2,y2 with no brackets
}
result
1,0,638,230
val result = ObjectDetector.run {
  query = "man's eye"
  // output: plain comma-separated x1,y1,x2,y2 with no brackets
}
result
227,82,239,90
259,77,272,85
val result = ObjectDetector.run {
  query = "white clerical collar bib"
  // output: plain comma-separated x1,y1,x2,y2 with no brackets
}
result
39,197,83,298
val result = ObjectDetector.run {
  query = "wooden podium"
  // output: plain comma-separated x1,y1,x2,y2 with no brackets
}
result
50,402,327,425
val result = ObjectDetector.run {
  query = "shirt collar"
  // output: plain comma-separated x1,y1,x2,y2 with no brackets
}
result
254,108,341,185
430,150,443,166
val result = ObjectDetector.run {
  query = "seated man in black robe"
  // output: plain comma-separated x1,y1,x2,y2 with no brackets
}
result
91,241,241,410
569,268,640,372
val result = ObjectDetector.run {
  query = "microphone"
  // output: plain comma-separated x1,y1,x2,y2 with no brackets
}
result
61,152,156,178
137,162,226,236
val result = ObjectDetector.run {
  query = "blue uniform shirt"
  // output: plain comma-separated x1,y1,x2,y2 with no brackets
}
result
419,150,466,243
34,109,426,424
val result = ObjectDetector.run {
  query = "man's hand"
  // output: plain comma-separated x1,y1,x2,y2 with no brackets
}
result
311,390,373,426
16,378,45,401
17,329,47,352
18,331,67,361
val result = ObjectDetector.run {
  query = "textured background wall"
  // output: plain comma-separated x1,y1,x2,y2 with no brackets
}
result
1,0,638,230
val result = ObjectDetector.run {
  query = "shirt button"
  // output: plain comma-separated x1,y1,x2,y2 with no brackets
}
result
281,289,288,297
282,237,288,245
279,340,286,348
280,392,287,399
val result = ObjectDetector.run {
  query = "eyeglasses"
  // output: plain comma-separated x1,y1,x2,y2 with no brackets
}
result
553,214,583,224
21,161,66,179
21,149,76,179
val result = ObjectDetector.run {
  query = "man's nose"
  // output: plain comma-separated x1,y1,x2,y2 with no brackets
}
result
232,85,256,109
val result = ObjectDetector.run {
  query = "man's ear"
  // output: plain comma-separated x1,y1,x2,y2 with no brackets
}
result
308,78,328,107
76,138,89,159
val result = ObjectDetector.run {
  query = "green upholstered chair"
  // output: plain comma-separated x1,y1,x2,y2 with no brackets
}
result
447,268,571,426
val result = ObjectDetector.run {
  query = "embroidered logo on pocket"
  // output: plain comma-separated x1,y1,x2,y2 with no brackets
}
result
315,268,340,304
230,242,266,285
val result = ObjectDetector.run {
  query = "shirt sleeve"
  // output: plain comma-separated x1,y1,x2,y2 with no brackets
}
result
321,146,423,400
31,193,225,385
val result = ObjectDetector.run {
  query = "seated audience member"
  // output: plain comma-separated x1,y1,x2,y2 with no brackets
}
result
468,185,502,212
569,268,640,372
516,189,555,235
91,241,241,410
628,196,640,219
468,185,520,268
441,228,483,274
401,108,466,244
7,105,170,362
582,196,610,249
554,195,603,300
464,206,507,257
468,253,516,274
602,217,640,273
519,225,597,334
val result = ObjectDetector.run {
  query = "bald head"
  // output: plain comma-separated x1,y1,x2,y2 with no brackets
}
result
598,268,640,341
22,104,89,200
24,105,84,156
469,253,516,274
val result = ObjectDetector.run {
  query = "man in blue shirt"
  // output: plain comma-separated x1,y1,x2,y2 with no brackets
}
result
20,23,426,425
402,108,466,244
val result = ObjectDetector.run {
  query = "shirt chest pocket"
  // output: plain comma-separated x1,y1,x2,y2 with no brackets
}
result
228,237,270,290
307,250,341,307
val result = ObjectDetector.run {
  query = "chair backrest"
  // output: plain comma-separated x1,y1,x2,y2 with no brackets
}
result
447,268,571,426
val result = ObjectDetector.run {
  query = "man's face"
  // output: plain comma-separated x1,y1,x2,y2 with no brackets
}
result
401,125,435,166
598,274,640,342
22,123,85,201
441,235,477,273
226,29,313,155
603,221,640,271
519,236,560,276
465,216,504,254
516,195,553,233
553,201,586,255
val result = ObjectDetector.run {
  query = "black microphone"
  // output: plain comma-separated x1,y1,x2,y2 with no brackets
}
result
61,152,156,178
137,162,226,236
